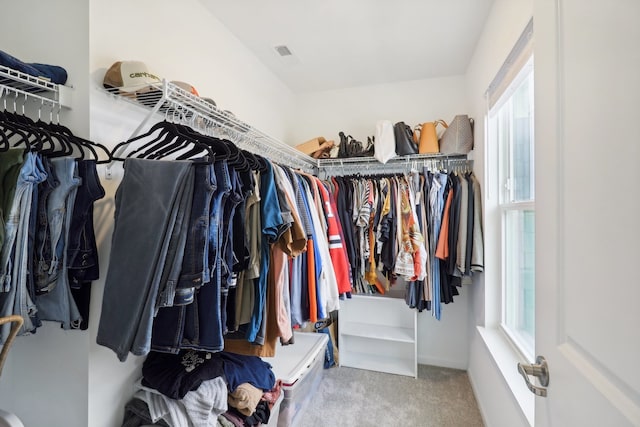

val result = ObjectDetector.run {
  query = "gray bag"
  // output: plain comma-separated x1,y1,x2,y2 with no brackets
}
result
439,115,474,154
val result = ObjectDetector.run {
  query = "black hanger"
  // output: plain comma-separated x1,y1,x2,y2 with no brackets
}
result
0,112,33,152
143,123,201,160
46,120,111,163
254,155,269,173
174,128,233,162
241,150,259,170
111,120,178,161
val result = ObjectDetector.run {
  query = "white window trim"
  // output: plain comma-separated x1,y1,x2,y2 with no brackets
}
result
477,17,536,427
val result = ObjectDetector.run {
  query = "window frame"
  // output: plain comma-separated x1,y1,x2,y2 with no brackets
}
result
488,54,536,362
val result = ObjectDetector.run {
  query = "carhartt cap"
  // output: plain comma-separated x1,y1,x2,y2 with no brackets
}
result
103,61,161,93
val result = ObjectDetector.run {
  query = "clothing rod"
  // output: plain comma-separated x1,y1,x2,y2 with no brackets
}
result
318,155,471,178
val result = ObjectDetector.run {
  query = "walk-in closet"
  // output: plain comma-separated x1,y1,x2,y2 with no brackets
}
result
0,1,638,426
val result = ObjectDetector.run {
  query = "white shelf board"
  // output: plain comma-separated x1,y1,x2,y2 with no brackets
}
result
340,322,415,343
340,351,416,378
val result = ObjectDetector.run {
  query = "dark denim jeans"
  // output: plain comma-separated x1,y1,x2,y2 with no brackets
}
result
33,157,58,296
219,167,243,334
66,160,105,330
151,163,216,354
180,160,231,353
67,160,105,286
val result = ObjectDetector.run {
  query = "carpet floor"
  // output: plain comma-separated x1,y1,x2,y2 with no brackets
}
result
294,364,484,427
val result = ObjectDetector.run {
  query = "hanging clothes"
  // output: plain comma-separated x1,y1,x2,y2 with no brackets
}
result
0,105,107,340
323,164,484,319
97,121,348,360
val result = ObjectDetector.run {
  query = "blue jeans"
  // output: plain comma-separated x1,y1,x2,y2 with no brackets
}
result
96,158,193,361
67,160,105,286
181,160,230,353
219,167,243,334
151,163,215,354
0,49,68,84
0,153,46,340
36,157,82,329
67,160,106,330
428,172,448,321
33,157,58,295
154,168,195,309
34,157,78,294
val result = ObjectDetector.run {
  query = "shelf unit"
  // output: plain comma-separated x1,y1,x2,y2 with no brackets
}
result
0,64,72,110
103,79,470,176
103,79,318,174
338,294,418,378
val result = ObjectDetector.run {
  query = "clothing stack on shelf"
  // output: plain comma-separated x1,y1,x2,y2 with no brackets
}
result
122,349,281,426
96,119,352,361
324,162,484,320
0,82,109,341
0,49,68,86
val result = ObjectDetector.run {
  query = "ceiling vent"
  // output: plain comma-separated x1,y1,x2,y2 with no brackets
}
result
274,45,293,57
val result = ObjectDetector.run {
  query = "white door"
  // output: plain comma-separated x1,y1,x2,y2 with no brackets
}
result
533,0,640,425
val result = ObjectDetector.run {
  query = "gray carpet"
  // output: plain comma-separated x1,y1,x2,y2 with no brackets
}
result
295,364,484,427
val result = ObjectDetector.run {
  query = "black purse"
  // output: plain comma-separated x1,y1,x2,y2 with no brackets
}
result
394,121,418,156
337,132,374,158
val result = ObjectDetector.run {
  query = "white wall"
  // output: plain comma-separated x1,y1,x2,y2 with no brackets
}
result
464,0,534,425
90,0,296,142
1,1,296,426
87,2,297,427
0,2,91,426
290,76,467,148
290,76,472,369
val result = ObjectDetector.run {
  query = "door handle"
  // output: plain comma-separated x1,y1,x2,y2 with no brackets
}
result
517,355,549,397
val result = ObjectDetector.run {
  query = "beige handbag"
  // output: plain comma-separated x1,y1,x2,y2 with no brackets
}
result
439,115,474,155
413,120,447,154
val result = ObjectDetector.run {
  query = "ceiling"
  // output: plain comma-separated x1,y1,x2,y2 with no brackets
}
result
201,0,495,94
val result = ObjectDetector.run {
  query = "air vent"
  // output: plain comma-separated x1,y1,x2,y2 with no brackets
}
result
274,45,293,57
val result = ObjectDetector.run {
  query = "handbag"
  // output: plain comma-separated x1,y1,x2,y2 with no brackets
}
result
393,121,417,156
374,120,396,164
439,115,474,155
413,120,447,154
337,132,374,158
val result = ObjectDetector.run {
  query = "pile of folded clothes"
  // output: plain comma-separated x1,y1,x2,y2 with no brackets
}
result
122,349,282,427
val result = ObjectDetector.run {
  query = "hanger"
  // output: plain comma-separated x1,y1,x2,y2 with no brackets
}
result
111,119,180,161
0,92,34,152
178,131,231,160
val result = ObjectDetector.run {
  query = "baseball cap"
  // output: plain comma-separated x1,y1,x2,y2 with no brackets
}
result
201,97,216,108
171,81,199,96
103,61,161,94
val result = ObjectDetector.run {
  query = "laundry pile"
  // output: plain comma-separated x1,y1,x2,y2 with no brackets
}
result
122,349,281,427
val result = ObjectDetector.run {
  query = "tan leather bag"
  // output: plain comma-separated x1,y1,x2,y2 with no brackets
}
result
413,120,447,154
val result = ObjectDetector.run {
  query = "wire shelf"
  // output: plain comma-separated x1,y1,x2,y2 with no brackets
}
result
317,153,470,178
102,79,473,176
104,80,319,173
0,65,71,109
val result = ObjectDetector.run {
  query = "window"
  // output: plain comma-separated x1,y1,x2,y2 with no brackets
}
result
489,55,535,359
